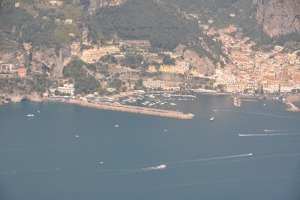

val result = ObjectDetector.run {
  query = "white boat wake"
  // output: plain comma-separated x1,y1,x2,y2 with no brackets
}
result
214,110,300,120
239,133,300,137
31,168,62,173
264,129,300,132
169,153,253,165
94,164,167,174
142,164,167,171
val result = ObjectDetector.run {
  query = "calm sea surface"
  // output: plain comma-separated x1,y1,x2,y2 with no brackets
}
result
0,95,300,200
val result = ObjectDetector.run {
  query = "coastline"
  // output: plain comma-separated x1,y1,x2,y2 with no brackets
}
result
1,92,300,117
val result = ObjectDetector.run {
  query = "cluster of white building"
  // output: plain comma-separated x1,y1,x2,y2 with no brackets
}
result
210,25,300,94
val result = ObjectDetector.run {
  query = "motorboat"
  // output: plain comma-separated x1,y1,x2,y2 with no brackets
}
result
26,114,35,117
210,117,214,121
157,164,167,169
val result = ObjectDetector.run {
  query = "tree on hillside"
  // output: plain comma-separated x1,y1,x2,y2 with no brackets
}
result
162,54,175,65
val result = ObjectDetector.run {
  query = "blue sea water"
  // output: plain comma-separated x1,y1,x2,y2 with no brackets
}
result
0,95,300,200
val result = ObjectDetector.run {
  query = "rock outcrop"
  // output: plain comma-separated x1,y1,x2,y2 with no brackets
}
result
0,49,26,67
0,92,43,103
31,47,57,73
88,0,125,15
51,46,72,78
183,49,215,76
253,0,300,36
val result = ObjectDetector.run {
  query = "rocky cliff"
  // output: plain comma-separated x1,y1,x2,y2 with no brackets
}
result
253,0,300,36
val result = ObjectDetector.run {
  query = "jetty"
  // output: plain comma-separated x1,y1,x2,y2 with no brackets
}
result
284,101,300,112
63,99,194,120
285,94,300,112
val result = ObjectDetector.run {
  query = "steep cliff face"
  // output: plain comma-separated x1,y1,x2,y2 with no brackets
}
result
31,47,57,73
30,45,72,78
253,0,300,36
183,49,215,76
88,0,125,15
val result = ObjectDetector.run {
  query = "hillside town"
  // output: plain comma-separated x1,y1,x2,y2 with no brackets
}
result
1,24,299,97
209,25,300,94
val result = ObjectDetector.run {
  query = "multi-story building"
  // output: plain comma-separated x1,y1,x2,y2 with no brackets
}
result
225,82,246,92
50,84,75,95
0,63,19,72
143,79,165,89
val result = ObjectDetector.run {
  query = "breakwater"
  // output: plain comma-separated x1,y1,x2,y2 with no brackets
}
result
284,101,300,112
49,98,194,120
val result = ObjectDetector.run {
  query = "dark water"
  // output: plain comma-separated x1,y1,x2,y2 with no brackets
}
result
0,95,300,200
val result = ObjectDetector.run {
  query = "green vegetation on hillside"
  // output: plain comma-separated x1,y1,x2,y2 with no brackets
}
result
0,0,298,61
89,0,200,50
0,2,55,47
63,59,100,94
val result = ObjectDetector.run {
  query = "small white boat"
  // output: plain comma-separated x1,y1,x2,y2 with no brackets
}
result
75,135,80,138
27,114,35,117
264,129,270,132
142,101,150,106
115,124,119,128
157,164,167,169
210,117,214,121
37,109,40,113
